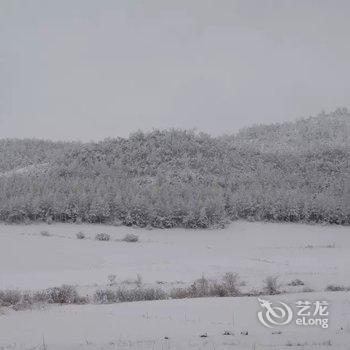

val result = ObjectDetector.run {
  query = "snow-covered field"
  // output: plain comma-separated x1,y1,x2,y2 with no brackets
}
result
1,221,349,291
0,221,349,349
1,292,350,350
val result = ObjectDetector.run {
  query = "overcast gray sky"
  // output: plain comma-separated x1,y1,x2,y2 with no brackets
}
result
1,0,349,141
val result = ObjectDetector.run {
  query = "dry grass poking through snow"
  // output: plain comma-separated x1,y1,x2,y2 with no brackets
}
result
0,285,88,310
0,274,333,311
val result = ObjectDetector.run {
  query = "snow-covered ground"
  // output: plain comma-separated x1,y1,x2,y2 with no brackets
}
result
0,221,349,349
0,221,348,291
0,292,349,349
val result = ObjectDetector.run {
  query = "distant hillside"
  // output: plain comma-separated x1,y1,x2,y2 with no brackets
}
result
0,109,349,227
0,139,78,173
235,108,348,153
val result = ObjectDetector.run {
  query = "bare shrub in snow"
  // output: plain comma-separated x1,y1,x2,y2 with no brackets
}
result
95,233,110,241
0,290,22,306
209,283,229,297
76,232,85,239
222,272,241,295
287,279,305,286
93,289,116,304
40,230,50,237
45,285,81,304
170,273,242,299
189,275,210,297
12,292,34,311
170,288,191,299
122,233,139,242
118,287,166,302
0,286,88,308
93,287,167,304
32,290,50,303
325,284,348,292
263,276,281,295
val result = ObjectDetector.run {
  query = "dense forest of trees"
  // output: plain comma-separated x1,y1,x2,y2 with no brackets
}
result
0,139,78,173
0,109,349,227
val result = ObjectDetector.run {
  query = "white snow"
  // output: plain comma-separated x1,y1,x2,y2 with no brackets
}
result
0,221,349,349
0,221,348,291
0,292,349,349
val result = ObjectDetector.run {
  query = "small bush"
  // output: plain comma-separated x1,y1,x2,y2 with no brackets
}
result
0,286,87,309
40,230,50,237
263,276,281,295
12,292,35,311
325,284,347,292
123,287,166,302
93,287,167,304
169,274,242,299
93,289,117,304
0,290,42,309
45,285,80,304
76,232,85,239
209,283,229,297
189,276,210,297
12,301,32,311
170,288,191,299
0,290,22,306
95,233,110,241
287,279,305,287
32,290,50,303
122,233,139,242
222,272,241,295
